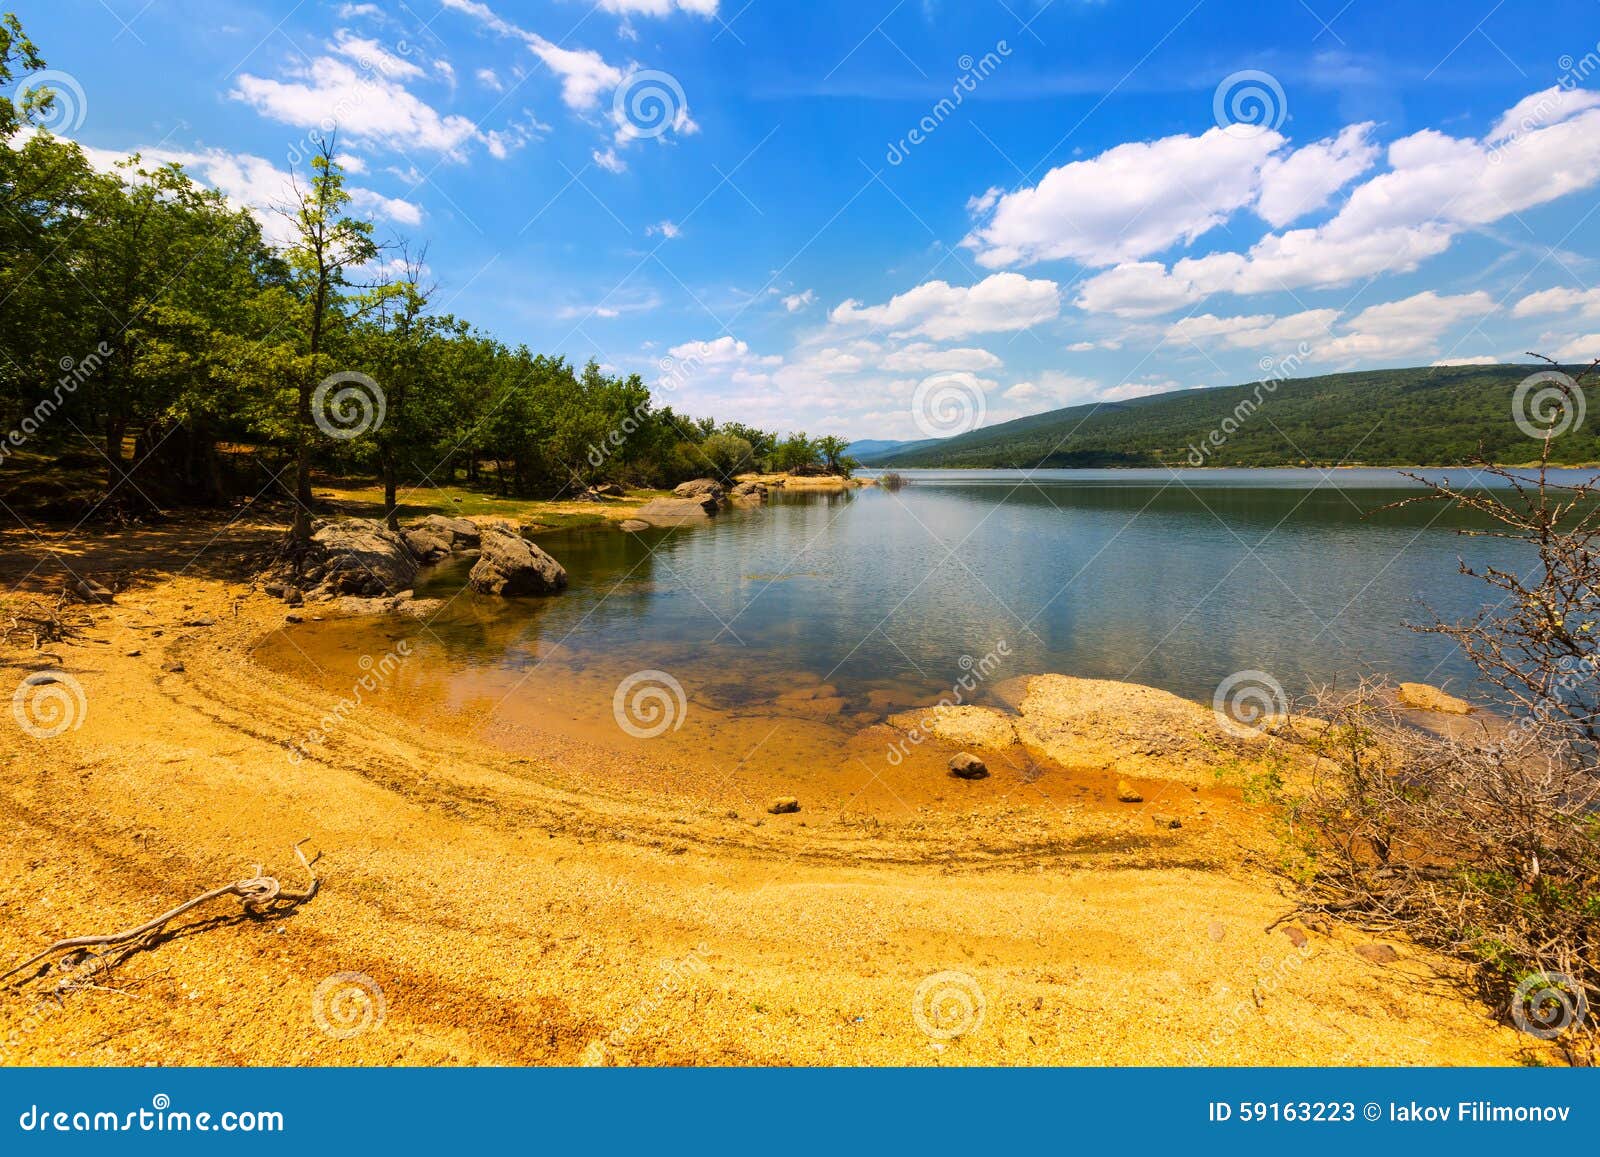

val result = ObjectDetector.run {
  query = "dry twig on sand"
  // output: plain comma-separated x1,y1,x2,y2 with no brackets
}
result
0,839,321,988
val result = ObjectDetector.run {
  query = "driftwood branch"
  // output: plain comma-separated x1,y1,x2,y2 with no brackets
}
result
1,839,321,987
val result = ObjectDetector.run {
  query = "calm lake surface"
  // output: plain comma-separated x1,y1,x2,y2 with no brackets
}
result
257,467,1590,788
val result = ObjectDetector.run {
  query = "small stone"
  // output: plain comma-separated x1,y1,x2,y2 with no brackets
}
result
165,662,185,673
184,615,216,627
948,752,989,779
285,614,303,624
767,797,800,814
1151,813,1181,829
1116,779,1143,803
125,649,141,658
263,583,286,598
1353,942,1399,964
1280,925,1309,948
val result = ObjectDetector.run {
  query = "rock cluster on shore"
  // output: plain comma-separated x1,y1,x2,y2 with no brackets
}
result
263,513,568,612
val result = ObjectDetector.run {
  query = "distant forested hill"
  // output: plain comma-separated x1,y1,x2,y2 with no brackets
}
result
861,365,1599,468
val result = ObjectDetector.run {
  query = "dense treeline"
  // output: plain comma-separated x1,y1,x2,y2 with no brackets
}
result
863,367,1600,470
0,16,849,538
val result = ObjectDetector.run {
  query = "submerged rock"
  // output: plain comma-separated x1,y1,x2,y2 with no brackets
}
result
635,497,718,527
619,519,651,532
468,529,568,597
1397,682,1473,715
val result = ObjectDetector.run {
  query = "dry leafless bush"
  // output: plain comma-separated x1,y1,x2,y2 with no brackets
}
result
1282,357,1599,1062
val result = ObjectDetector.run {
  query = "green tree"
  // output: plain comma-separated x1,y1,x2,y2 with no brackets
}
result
278,136,379,543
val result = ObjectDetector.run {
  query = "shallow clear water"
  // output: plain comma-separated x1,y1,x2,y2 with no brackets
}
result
410,467,1574,705
257,467,1590,789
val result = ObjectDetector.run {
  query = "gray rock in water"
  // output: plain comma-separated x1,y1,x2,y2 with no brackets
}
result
729,480,768,503
620,519,651,532
673,478,725,503
307,518,419,598
634,497,718,526
468,528,568,596
948,752,989,779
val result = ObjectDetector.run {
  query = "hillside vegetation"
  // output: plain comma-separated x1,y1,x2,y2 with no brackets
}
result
862,365,1600,468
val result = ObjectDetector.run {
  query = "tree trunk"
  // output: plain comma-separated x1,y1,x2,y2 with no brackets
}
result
293,379,313,544
105,416,127,493
382,448,398,531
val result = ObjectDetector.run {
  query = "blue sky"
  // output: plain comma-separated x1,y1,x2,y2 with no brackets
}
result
15,0,1600,439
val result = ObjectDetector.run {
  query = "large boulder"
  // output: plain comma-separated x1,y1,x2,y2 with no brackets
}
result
402,514,481,563
468,528,567,596
673,478,725,503
634,497,718,527
303,518,419,598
